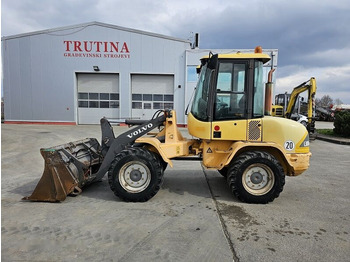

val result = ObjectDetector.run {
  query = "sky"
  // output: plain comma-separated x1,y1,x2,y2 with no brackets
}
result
2,0,350,104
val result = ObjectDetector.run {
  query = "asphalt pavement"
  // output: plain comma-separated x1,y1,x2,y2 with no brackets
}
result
1,122,349,262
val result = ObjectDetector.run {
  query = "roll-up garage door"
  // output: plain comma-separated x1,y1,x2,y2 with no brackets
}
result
77,73,119,124
131,74,174,120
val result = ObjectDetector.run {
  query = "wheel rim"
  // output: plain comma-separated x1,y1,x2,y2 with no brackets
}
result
119,161,151,193
242,163,275,196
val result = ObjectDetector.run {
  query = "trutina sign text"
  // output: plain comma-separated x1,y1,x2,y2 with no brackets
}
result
63,40,130,58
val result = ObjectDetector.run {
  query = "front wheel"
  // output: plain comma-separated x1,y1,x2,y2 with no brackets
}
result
227,151,285,204
108,148,164,202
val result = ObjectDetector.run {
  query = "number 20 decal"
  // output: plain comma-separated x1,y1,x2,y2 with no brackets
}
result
284,141,295,151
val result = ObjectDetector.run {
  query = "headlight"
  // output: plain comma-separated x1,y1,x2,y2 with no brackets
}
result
300,134,310,147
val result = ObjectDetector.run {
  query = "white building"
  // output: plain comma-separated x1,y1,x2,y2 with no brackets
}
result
2,22,278,125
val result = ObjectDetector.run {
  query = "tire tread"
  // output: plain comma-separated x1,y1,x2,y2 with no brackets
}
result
108,147,163,202
227,151,285,204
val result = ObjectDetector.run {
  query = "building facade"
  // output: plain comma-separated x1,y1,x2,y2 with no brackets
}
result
2,22,278,125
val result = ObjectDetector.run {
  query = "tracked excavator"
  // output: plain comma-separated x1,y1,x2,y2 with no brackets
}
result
271,78,317,137
24,47,311,204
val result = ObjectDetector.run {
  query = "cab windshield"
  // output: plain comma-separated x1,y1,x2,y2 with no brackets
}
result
191,64,212,121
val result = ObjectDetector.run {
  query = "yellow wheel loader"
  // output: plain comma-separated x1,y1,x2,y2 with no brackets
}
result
24,47,311,204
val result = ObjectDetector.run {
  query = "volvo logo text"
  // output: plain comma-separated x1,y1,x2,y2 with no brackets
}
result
127,123,153,139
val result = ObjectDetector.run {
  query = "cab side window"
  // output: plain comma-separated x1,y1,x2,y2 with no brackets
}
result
215,62,247,120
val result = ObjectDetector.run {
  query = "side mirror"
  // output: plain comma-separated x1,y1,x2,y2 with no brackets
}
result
207,53,218,70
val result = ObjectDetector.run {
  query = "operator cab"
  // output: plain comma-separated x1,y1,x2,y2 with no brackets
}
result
191,49,270,122
188,47,271,140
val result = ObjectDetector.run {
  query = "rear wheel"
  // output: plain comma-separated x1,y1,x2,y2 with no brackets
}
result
108,148,163,202
227,151,285,204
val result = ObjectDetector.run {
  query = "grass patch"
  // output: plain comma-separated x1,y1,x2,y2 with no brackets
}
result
317,129,334,136
317,129,350,138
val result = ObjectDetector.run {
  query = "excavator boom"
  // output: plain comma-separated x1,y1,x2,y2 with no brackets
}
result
285,78,317,120
272,77,317,135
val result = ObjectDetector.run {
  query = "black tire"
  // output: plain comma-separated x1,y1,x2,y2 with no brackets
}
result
227,151,285,204
108,148,164,202
154,152,168,172
218,167,228,178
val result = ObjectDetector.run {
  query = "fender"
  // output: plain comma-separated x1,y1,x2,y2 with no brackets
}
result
223,142,298,175
135,137,174,168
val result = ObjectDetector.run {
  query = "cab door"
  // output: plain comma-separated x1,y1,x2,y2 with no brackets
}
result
211,60,249,140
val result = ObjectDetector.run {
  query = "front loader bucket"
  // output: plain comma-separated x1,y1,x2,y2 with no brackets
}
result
23,138,103,202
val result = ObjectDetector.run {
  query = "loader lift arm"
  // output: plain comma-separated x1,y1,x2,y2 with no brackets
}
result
23,111,167,202
94,111,166,182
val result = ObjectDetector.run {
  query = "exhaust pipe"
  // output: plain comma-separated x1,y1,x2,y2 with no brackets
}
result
265,68,275,115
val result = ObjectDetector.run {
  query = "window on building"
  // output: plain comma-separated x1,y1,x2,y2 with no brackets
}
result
132,94,142,101
144,103,152,109
131,93,173,110
187,66,198,82
89,93,99,100
143,94,152,101
78,92,120,109
153,94,163,101
132,102,142,109
100,93,109,100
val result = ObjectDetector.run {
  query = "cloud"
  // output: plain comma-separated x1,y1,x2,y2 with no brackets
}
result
1,0,96,35
276,64,350,103
2,0,350,104
297,46,350,68
3,0,350,66
165,0,350,68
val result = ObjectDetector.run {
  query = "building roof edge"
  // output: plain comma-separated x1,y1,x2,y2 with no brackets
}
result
1,21,191,44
